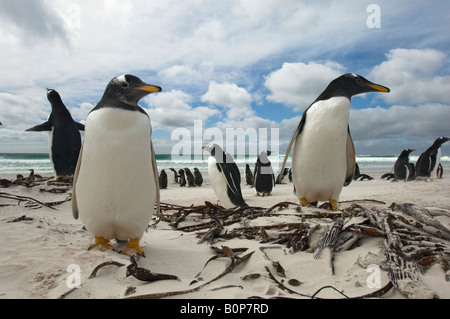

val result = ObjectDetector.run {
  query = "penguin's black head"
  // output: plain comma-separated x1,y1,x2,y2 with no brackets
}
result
400,148,416,156
320,73,390,100
102,74,162,106
202,143,223,157
433,137,450,146
46,89,65,107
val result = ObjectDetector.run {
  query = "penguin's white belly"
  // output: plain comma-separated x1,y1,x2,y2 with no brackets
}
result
208,157,234,208
431,148,441,178
292,97,350,202
76,108,156,240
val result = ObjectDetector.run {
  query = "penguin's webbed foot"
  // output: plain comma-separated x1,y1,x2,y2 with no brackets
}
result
120,238,146,257
328,199,340,211
89,236,114,252
300,197,310,207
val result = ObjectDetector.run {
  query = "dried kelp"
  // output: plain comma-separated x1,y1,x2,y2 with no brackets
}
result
126,256,180,282
125,246,254,299
160,200,449,299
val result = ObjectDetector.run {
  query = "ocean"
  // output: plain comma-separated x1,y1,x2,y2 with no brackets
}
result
1,153,449,178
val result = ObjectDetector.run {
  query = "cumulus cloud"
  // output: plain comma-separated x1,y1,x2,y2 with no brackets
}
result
264,61,346,111
144,90,219,130
201,81,254,120
369,48,450,104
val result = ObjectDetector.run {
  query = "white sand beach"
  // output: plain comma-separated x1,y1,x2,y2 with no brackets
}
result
0,172,449,300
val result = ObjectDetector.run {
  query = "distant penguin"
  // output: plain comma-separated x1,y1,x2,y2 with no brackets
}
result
437,163,443,179
353,163,373,181
159,169,168,189
245,164,254,186
416,137,450,180
178,169,186,187
276,168,289,184
254,151,276,197
169,168,180,184
193,168,203,187
26,89,85,180
72,74,162,256
393,149,415,181
278,74,390,210
203,143,248,208
288,168,292,182
184,168,195,187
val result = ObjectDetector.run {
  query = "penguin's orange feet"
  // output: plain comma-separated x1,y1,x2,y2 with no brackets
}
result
89,236,114,252
329,199,340,211
300,197,310,207
121,238,145,257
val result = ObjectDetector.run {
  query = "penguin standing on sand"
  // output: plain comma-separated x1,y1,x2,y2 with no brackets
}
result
72,75,162,256
278,74,390,210
169,168,179,184
245,164,254,186
159,169,168,189
184,168,195,187
416,137,450,180
253,151,276,196
178,169,186,187
394,149,416,181
203,143,248,208
26,89,85,180
193,168,203,186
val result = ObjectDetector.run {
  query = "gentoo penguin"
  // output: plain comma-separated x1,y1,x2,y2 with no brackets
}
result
202,143,248,208
353,163,373,181
416,137,450,180
159,169,168,189
394,149,415,180
178,169,186,187
276,168,289,184
253,151,276,196
184,168,195,187
193,168,203,186
169,168,180,184
72,74,162,256
279,74,390,210
245,164,254,186
26,89,85,180
437,164,443,179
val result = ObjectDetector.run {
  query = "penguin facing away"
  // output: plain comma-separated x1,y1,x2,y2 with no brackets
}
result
72,74,162,256
202,143,248,208
394,149,415,181
184,168,195,187
253,151,276,196
245,164,254,186
416,137,450,180
278,73,390,210
26,89,85,180
178,169,186,187
159,169,168,189
193,168,203,186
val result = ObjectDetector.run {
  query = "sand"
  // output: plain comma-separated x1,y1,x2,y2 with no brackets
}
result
0,172,449,301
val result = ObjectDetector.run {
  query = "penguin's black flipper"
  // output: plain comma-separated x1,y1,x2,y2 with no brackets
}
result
76,122,85,131
344,126,356,186
26,121,52,132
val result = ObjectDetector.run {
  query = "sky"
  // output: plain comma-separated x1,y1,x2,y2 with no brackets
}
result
0,0,449,157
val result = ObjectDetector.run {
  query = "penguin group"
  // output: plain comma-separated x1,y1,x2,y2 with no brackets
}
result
161,167,203,188
382,137,450,182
